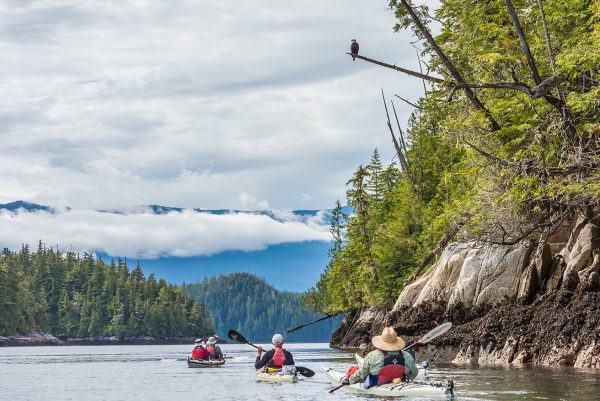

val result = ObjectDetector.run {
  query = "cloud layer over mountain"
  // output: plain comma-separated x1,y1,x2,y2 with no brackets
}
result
0,207,331,258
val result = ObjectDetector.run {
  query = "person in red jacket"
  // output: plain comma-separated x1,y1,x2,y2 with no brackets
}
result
191,339,208,360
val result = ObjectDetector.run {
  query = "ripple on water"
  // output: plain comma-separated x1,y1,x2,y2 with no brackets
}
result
0,344,599,401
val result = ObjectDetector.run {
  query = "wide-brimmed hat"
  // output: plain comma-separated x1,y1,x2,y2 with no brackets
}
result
371,327,405,351
206,336,217,345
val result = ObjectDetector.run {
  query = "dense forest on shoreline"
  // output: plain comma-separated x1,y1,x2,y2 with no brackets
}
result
303,0,600,313
0,244,213,338
183,273,341,342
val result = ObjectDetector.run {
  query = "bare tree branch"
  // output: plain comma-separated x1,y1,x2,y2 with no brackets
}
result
347,53,444,84
506,0,542,85
390,100,410,164
394,94,422,110
461,138,519,170
505,0,576,136
447,76,562,101
462,138,597,177
382,90,409,170
536,0,557,73
398,0,501,131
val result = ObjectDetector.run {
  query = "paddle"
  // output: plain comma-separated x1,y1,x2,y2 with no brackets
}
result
287,313,338,333
328,322,452,394
227,329,315,378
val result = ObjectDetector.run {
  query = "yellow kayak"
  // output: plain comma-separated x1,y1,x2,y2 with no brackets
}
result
255,367,298,382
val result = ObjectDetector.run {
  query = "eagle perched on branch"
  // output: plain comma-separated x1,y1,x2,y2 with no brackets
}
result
350,39,359,61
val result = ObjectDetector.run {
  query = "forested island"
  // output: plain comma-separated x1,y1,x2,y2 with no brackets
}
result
303,0,600,368
0,244,213,346
183,273,341,342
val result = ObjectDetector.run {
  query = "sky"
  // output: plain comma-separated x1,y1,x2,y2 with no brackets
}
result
0,0,426,211
0,0,429,283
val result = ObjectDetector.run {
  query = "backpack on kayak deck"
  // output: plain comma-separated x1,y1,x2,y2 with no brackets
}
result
377,351,405,385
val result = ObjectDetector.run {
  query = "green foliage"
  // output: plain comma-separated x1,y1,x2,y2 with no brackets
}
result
303,135,468,312
182,273,341,342
0,244,213,337
305,0,600,312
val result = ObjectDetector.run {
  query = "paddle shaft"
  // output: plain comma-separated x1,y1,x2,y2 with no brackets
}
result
287,313,338,333
329,382,346,393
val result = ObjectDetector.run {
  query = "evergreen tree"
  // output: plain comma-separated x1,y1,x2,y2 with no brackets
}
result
182,273,342,342
0,245,213,338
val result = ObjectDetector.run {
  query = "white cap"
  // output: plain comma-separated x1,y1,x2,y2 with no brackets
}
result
194,338,202,344
272,333,284,346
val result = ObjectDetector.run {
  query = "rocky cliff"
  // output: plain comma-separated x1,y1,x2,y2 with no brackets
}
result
331,216,600,368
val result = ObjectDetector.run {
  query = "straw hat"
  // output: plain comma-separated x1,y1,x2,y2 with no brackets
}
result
371,327,405,351
206,336,217,345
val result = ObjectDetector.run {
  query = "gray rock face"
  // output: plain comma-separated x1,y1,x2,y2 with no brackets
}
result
394,241,534,311
0,332,63,346
561,223,600,285
334,217,600,369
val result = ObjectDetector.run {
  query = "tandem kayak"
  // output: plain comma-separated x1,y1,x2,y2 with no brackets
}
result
256,367,298,382
355,353,429,378
323,367,454,398
187,357,226,368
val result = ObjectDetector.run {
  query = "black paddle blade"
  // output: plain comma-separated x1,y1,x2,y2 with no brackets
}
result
296,366,315,377
227,329,248,344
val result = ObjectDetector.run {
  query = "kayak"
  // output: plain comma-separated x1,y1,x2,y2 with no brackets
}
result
323,367,454,398
355,353,429,377
187,357,226,368
256,367,298,382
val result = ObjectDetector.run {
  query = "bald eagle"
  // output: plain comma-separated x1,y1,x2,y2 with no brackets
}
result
350,39,359,61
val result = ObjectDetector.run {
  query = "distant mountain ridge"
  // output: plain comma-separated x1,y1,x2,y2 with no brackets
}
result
182,273,342,343
0,200,54,213
0,200,351,223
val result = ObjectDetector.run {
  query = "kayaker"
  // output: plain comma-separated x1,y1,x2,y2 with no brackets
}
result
191,339,208,360
342,327,418,387
255,333,295,370
205,336,223,360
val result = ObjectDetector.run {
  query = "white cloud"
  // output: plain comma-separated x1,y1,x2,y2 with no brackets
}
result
0,0,427,210
0,208,331,258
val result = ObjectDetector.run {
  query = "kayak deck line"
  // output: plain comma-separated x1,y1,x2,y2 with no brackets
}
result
187,357,226,368
255,366,299,382
322,367,454,398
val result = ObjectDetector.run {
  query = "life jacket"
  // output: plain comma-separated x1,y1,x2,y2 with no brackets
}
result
271,347,286,367
192,347,207,360
376,351,405,385
206,345,216,358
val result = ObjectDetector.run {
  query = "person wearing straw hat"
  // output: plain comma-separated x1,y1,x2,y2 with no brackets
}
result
344,327,418,388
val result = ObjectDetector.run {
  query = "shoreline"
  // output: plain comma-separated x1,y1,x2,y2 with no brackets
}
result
0,333,223,347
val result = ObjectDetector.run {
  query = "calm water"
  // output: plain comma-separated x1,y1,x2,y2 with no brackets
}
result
1,343,599,400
